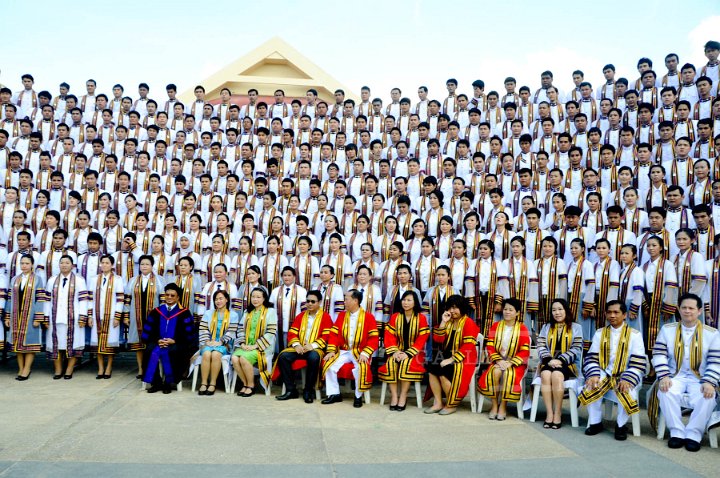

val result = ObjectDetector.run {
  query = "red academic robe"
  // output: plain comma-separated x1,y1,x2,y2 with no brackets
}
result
379,312,429,382
321,309,379,392
432,316,479,407
271,309,333,382
478,320,530,402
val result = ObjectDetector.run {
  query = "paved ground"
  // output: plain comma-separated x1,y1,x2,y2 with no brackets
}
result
0,355,719,477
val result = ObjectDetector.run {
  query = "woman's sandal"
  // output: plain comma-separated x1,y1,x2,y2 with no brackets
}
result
551,421,562,429
198,384,208,395
207,385,216,396
543,421,552,429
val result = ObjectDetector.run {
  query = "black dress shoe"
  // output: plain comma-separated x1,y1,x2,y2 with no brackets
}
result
96,375,104,380
321,394,343,405
276,390,300,401
585,423,605,436
63,374,73,380
303,390,314,403
685,439,701,452
353,396,363,408
162,384,173,394
103,374,112,379
396,404,406,412
389,404,398,411
16,374,30,381
668,437,686,449
53,374,63,380
614,424,628,441
147,384,162,393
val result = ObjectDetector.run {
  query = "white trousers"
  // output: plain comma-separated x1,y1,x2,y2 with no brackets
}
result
325,350,361,398
657,375,716,442
587,391,630,427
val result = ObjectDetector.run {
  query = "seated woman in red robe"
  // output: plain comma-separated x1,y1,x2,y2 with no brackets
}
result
424,294,479,415
379,290,430,411
478,297,531,420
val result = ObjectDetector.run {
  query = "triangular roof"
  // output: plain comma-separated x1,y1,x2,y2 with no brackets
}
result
179,36,356,103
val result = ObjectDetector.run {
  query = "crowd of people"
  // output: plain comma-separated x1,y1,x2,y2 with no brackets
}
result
2,40,720,451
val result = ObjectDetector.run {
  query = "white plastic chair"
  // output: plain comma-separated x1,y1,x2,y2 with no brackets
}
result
529,354,584,427
599,394,642,437
469,333,484,413
189,353,232,393
655,393,719,448
475,336,529,419
379,381,423,409
228,352,274,396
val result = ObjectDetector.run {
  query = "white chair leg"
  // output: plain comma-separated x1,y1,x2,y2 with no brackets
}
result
176,380,183,392
517,385,525,420
631,412,641,437
281,383,286,395
379,382,387,406
364,390,371,404
603,400,613,421
657,413,666,440
476,394,485,414
191,366,199,392
300,368,307,389
470,370,478,413
529,384,541,422
708,427,718,449
315,389,321,400
568,389,579,428
415,382,422,409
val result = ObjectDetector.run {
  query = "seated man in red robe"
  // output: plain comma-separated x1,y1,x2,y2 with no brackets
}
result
321,289,379,408
274,290,332,403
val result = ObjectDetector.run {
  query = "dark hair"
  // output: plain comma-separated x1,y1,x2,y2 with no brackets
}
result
502,298,522,316
213,289,231,307
605,300,627,314
678,293,702,309
400,290,422,315
247,287,272,311
549,298,574,325
445,294,470,317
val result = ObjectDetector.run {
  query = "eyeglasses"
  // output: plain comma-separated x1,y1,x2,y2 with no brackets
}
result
306,300,318,304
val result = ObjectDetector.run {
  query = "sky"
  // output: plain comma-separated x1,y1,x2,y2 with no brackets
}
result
2,0,719,103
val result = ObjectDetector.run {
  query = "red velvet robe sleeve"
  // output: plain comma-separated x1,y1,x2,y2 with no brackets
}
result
509,325,531,367
286,311,305,347
452,317,480,364
361,312,379,357
485,321,502,363
315,312,333,350
406,313,430,358
384,313,401,355
325,312,345,354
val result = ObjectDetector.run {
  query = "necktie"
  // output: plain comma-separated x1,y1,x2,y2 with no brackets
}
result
102,277,107,287
62,277,68,288
285,287,290,297
217,284,221,291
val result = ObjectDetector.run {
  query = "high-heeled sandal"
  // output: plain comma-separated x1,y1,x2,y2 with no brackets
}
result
207,385,216,396
198,384,208,395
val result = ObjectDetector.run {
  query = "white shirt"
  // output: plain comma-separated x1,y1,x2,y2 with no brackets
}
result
56,275,71,325
603,325,623,375
347,309,360,348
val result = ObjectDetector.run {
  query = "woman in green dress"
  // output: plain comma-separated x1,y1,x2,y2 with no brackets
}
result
232,287,277,397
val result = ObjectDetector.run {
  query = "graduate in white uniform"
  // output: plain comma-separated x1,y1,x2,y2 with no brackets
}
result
649,293,720,452
88,254,125,378
579,300,647,441
44,255,90,379
269,266,307,351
